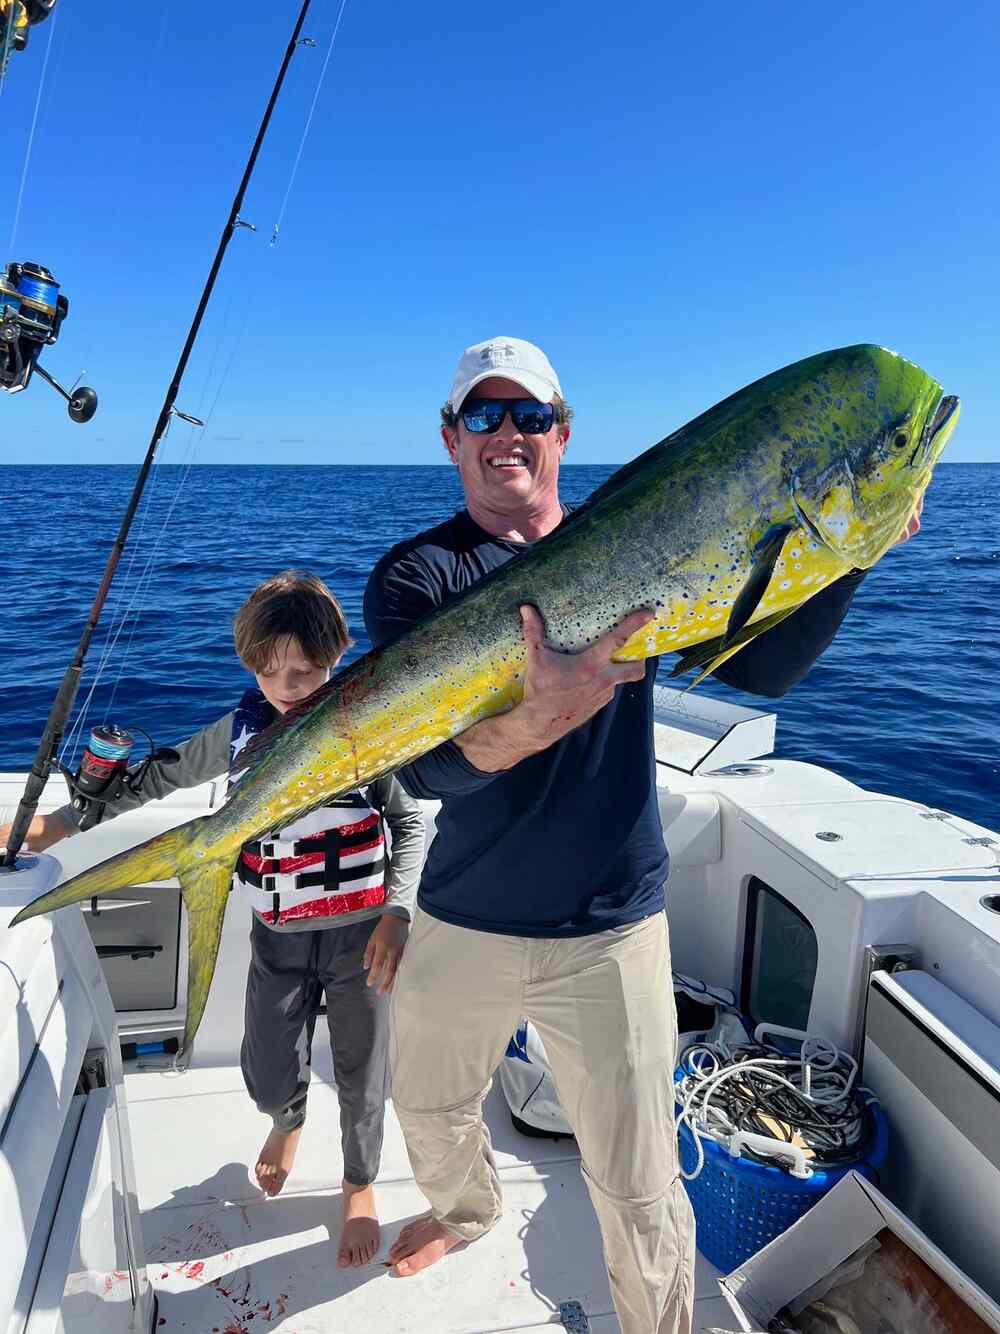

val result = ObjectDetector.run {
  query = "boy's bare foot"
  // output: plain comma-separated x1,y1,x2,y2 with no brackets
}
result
388,1212,463,1276
338,1181,380,1267
254,1125,302,1197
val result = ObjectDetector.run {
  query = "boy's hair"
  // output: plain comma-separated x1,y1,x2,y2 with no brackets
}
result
233,570,352,671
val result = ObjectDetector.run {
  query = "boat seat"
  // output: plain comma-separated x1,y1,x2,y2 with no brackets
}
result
659,791,722,867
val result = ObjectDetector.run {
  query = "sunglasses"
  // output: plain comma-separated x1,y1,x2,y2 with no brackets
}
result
459,397,556,435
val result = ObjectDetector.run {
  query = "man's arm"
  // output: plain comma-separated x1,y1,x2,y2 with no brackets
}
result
712,496,926,699
713,570,866,698
452,605,652,772
364,554,651,790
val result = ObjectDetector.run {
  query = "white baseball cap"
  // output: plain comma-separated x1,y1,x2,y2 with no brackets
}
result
447,336,563,411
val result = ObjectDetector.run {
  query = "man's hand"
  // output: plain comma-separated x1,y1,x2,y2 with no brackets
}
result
892,493,924,547
455,604,653,773
0,813,66,853
363,913,409,993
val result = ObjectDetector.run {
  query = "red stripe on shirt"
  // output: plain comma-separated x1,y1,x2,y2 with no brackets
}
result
265,883,385,924
298,813,380,841
241,832,384,877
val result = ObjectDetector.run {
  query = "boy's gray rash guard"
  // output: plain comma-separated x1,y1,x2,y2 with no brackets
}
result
50,712,425,927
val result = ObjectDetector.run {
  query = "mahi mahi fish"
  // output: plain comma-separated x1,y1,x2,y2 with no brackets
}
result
11,344,959,1051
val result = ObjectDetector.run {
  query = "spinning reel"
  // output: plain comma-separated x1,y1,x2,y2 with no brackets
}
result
61,724,179,831
0,1,55,72
0,261,98,422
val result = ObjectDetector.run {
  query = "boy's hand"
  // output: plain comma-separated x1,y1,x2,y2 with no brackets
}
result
0,813,66,853
364,914,409,994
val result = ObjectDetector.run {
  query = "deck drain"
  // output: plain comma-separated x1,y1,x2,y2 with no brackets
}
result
816,831,843,842
981,895,1000,915
558,1300,591,1332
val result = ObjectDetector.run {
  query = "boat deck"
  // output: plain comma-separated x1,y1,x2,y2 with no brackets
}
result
127,1057,731,1334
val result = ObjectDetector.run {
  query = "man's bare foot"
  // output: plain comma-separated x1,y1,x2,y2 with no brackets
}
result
254,1125,302,1197
338,1181,380,1267
388,1211,463,1276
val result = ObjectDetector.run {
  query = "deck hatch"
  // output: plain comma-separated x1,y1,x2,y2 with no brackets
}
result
83,883,182,1011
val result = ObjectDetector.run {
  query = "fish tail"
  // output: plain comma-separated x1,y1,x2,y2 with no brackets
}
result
174,853,234,1056
11,815,234,1055
10,823,197,922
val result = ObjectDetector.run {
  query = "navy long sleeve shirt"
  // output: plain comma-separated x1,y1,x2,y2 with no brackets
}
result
363,508,864,938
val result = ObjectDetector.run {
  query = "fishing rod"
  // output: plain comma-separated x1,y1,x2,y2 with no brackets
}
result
2,0,318,869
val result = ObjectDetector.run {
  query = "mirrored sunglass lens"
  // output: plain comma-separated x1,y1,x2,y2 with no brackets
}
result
462,400,504,432
511,403,554,433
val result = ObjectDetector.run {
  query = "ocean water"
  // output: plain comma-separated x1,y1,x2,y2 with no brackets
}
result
0,463,997,832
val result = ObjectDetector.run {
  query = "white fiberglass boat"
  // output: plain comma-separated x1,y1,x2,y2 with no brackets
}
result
2,686,998,1333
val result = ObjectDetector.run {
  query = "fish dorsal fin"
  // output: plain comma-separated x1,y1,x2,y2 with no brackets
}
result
723,523,796,647
229,650,384,780
670,606,797,686
229,675,341,778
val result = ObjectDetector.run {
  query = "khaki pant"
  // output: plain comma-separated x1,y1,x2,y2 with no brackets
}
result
391,908,696,1334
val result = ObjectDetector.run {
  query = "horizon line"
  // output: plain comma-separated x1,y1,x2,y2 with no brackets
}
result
0,459,996,468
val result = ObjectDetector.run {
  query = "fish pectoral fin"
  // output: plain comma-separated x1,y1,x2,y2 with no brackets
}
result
790,466,871,565
178,858,234,1056
723,523,796,647
670,607,797,686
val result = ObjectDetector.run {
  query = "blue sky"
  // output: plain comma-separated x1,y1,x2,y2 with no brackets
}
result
1,0,997,464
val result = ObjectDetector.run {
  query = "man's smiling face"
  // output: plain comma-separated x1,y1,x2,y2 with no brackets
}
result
442,375,570,526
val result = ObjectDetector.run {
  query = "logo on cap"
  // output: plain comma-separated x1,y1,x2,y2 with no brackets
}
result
480,342,517,367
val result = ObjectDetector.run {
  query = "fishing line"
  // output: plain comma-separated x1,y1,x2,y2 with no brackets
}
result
103,186,301,698
65,180,268,753
59,282,234,762
7,0,57,252
4,0,321,865
60,461,172,766
98,278,257,727
101,434,201,728
62,155,259,754
61,461,177,766
270,0,350,246
104,152,295,686
47,0,312,747
95,318,238,733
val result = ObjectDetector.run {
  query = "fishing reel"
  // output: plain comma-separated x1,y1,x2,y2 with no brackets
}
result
60,724,179,832
0,261,98,422
0,1,55,69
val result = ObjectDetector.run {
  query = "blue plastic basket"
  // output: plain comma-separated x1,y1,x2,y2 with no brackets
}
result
676,1083,888,1273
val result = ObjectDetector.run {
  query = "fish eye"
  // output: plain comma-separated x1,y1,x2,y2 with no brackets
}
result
891,431,909,449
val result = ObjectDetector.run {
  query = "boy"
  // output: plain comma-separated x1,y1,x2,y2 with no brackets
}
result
3,570,425,1268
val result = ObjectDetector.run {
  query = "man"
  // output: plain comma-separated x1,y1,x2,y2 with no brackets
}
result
363,336,920,1333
